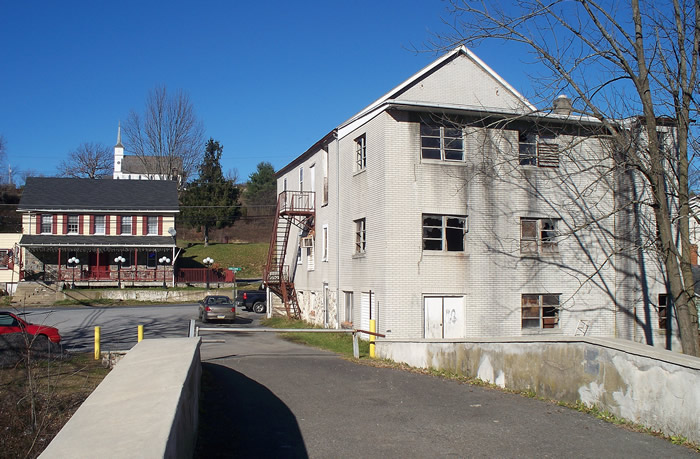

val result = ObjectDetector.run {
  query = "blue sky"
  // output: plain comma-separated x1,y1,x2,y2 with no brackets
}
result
0,0,530,184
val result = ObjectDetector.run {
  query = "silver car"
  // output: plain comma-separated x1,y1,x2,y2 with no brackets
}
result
198,295,236,323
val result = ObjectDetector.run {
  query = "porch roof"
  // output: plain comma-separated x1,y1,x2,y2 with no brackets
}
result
19,235,176,250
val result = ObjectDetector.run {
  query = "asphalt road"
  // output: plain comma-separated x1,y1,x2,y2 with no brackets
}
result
197,312,696,458
11,303,202,352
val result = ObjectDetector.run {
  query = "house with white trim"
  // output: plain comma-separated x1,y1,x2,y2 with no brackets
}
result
270,46,678,351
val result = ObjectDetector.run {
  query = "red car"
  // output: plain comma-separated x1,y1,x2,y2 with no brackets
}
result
0,311,61,343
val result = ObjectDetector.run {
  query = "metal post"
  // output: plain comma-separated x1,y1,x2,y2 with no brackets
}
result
94,326,101,360
188,319,196,338
369,319,376,358
352,332,359,359
138,324,144,342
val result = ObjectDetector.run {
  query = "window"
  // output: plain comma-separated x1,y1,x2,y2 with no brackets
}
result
422,214,466,252
520,218,558,254
296,245,302,265
41,214,53,234
299,167,304,192
658,294,669,330
420,122,464,161
355,134,366,171
307,244,314,271
147,251,157,269
67,215,79,234
522,294,560,329
283,177,287,191
354,218,366,254
147,216,158,235
0,250,10,269
322,225,329,261
121,216,132,235
519,131,559,167
93,215,106,234
344,291,354,324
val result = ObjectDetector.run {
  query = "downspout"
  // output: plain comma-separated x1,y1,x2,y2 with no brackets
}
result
335,132,341,329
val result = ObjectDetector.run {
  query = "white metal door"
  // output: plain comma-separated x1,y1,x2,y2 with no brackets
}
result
424,297,444,339
443,297,465,338
360,292,375,339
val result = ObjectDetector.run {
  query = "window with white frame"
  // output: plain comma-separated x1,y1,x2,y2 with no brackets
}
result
519,131,559,167
322,225,329,261
355,134,366,171
147,216,158,235
299,167,304,192
521,294,560,329
93,215,105,234
344,291,354,324
0,250,10,269
121,216,132,235
40,214,53,234
306,243,314,271
354,218,366,254
422,214,466,251
420,121,464,161
520,218,558,254
67,215,79,234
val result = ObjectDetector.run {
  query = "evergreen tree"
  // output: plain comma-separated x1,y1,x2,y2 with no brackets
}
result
180,139,240,246
244,161,277,216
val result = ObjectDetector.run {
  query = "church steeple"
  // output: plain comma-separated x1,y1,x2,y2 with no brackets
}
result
115,122,124,148
113,122,124,178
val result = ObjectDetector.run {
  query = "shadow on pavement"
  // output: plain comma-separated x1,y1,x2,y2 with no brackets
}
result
195,362,308,458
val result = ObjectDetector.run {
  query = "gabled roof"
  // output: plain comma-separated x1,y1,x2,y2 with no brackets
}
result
339,46,536,131
18,177,179,212
121,156,182,176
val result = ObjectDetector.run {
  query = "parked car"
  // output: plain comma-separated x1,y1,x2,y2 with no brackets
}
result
0,311,62,343
198,295,236,323
234,284,267,313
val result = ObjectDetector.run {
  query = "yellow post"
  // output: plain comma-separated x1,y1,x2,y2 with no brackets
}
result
94,326,101,360
369,319,376,358
138,325,144,343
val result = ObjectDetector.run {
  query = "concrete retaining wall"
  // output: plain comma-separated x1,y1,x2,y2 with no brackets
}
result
377,337,700,444
40,338,201,459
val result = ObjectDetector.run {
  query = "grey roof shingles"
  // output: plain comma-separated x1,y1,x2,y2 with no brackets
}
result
18,177,179,211
122,156,182,175
20,235,176,248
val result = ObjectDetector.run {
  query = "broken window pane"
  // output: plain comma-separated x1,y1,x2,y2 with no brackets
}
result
423,214,466,252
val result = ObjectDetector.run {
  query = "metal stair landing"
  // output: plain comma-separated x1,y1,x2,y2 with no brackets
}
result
263,191,315,319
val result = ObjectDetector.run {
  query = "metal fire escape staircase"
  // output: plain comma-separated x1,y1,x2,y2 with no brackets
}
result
264,191,315,319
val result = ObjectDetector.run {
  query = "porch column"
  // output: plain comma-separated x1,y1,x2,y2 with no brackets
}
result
134,248,138,283
172,246,176,287
96,248,100,281
57,248,61,281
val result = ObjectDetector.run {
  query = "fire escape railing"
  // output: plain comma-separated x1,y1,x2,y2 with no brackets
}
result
264,191,315,318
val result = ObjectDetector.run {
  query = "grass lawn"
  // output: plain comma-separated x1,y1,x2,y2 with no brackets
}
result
262,317,371,358
0,353,110,457
177,241,269,278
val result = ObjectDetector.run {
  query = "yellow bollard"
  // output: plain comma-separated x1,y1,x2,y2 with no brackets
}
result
369,319,376,358
138,325,144,343
94,326,101,360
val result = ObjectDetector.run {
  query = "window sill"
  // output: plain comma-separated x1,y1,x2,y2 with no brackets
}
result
521,328,562,335
520,252,560,258
422,250,468,256
420,159,467,166
352,253,366,259
352,169,367,177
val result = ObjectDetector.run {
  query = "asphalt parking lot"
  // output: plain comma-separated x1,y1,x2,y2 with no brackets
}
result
195,310,696,458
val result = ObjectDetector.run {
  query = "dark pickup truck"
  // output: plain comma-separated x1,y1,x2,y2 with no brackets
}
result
234,284,267,313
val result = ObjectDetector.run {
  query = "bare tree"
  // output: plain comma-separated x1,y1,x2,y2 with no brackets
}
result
122,86,205,183
434,1,699,355
57,142,112,179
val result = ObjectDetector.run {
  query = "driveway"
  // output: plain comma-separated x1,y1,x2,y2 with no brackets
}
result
196,312,695,458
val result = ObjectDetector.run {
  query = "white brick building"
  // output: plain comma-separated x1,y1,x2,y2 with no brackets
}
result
274,47,679,350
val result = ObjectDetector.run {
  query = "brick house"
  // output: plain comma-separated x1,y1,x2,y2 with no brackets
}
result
269,46,679,351
18,177,178,287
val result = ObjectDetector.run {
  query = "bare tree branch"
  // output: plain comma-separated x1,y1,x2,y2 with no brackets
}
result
57,142,112,179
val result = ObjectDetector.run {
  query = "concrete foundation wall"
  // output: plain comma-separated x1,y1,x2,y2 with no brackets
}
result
40,338,201,459
377,337,700,444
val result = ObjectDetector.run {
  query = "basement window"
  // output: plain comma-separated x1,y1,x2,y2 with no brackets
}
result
522,294,560,329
